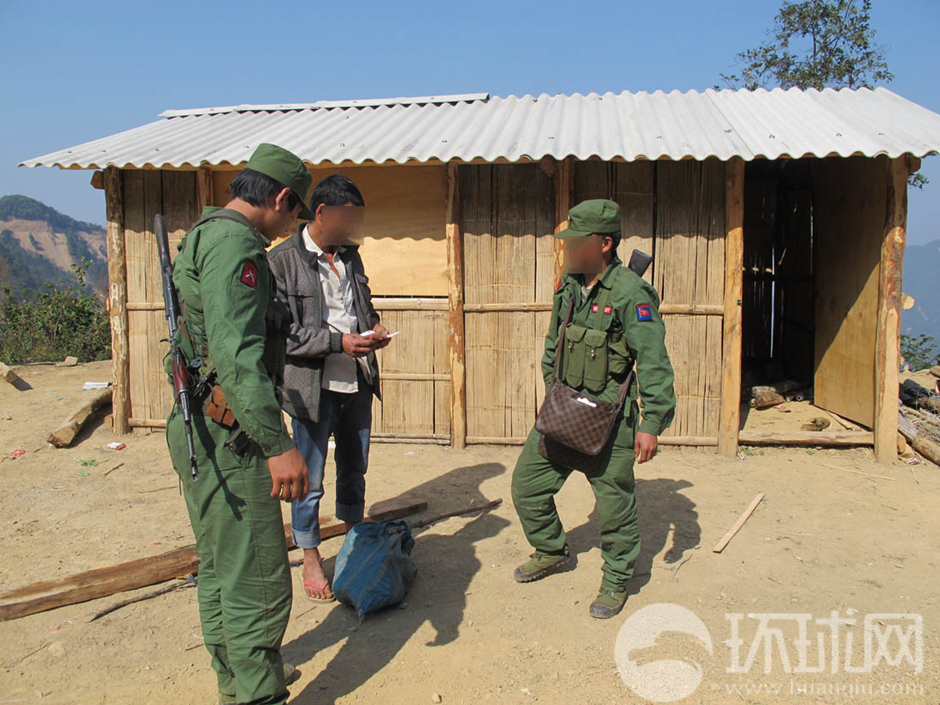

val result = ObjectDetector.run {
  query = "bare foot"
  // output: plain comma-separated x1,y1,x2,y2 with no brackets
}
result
302,548,333,600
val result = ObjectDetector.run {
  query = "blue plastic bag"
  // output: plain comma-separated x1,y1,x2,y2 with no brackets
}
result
332,520,417,618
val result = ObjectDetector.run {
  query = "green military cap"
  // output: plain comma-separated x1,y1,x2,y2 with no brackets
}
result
554,199,621,238
245,143,316,220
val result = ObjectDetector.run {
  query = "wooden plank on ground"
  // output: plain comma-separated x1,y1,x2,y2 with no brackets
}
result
47,388,113,448
738,430,874,447
1,362,30,391
897,411,940,468
0,501,428,621
713,493,765,553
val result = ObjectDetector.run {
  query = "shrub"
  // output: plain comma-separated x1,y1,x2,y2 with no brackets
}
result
0,259,110,364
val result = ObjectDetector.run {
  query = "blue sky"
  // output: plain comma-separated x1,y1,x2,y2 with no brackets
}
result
2,0,938,244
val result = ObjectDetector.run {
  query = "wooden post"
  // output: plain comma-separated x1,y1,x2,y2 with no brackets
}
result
873,156,908,463
196,167,213,211
446,162,467,449
719,158,745,457
104,167,130,436
553,156,575,281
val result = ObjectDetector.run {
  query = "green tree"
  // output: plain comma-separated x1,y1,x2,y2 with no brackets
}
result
722,0,927,188
901,334,940,371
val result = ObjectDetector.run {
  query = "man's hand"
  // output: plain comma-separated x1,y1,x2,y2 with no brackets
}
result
342,333,377,358
372,323,392,350
634,431,658,464
268,447,309,502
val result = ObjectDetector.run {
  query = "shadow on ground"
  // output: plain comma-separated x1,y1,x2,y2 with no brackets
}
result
284,462,510,704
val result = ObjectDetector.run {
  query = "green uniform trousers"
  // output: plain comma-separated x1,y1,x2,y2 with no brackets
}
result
511,411,641,592
167,407,292,705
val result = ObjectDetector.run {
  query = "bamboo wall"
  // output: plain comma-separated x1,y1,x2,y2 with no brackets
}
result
459,163,556,443
574,159,726,441
369,304,451,441
114,159,729,442
104,155,903,460
118,165,454,437
120,169,200,427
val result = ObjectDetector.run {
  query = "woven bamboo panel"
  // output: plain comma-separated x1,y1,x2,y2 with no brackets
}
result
574,160,655,281
654,160,726,438
460,164,555,439
124,170,198,427
370,307,450,438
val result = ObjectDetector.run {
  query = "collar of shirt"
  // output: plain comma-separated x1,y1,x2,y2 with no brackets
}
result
302,223,346,260
570,254,623,293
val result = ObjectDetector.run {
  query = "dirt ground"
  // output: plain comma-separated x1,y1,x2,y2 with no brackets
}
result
1,361,938,704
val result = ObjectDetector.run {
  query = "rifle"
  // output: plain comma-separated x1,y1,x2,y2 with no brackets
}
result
155,214,199,481
628,249,653,278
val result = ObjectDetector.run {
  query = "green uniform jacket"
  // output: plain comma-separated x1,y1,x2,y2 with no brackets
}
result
171,206,294,458
542,256,677,436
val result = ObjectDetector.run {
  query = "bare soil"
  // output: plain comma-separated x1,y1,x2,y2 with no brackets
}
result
1,361,937,704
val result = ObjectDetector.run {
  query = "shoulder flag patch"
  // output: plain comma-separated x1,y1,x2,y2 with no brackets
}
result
636,303,652,321
240,261,259,288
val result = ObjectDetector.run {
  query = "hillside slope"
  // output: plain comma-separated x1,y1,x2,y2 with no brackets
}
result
0,195,107,298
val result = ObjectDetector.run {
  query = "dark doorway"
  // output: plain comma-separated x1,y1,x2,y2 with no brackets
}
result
741,160,816,398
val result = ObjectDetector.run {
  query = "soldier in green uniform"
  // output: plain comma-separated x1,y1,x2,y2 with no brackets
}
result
165,144,316,704
511,199,676,619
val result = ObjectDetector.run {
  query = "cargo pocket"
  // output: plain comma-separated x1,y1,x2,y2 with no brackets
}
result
583,329,610,393
608,334,631,377
561,324,588,388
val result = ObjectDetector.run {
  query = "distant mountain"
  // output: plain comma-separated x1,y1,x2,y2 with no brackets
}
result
0,195,108,299
902,238,940,344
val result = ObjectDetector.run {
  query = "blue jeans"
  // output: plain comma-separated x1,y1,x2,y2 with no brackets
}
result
290,370,372,549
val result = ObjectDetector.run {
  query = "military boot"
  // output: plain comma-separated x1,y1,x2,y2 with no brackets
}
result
589,586,628,619
218,663,300,704
513,548,570,583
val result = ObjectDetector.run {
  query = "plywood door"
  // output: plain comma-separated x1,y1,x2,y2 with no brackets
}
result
813,157,886,428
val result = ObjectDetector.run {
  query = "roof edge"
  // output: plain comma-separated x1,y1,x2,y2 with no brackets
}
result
159,92,491,118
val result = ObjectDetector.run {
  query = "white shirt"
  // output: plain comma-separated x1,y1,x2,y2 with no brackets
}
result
303,224,364,393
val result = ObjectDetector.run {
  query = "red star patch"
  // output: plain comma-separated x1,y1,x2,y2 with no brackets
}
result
240,261,258,288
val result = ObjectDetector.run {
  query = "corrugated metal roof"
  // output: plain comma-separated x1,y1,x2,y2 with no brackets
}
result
20,87,940,170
